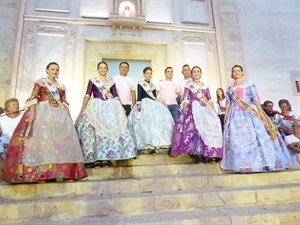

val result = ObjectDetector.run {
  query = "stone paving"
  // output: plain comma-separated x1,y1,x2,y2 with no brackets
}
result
0,155,299,225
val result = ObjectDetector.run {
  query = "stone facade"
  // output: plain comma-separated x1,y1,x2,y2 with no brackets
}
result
0,0,299,116
234,0,300,112
0,0,22,105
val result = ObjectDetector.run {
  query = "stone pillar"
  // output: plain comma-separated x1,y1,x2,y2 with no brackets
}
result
212,0,245,88
0,0,23,104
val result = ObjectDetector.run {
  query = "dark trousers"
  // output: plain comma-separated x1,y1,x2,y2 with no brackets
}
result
167,104,180,122
122,104,131,116
218,114,225,132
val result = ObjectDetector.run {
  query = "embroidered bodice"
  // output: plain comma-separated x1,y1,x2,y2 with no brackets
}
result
226,80,260,110
85,77,118,100
183,80,212,105
137,81,156,102
28,78,67,104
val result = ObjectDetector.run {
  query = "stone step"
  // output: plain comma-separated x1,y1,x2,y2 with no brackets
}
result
2,202,300,225
87,163,222,181
0,183,299,222
114,154,194,166
0,169,299,200
0,155,198,184
86,164,300,180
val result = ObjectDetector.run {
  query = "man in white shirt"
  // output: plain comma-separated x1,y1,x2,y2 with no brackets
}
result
285,120,300,167
156,67,181,121
177,64,192,97
113,62,136,116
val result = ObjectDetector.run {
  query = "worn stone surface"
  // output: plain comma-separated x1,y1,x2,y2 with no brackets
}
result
0,155,299,224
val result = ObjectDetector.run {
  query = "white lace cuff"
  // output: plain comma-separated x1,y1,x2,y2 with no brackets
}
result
25,98,38,108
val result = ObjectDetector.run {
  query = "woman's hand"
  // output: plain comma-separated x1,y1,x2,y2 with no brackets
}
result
259,111,265,120
224,114,228,122
107,92,114,99
280,126,290,135
63,104,70,115
28,112,35,125
208,101,214,108
137,104,141,112
182,102,188,112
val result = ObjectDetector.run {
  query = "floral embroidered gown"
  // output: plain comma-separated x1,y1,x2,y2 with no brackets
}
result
220,80,292,172
128,81,174,149
170,81,223,159
75,78,136,163
2,78,87,183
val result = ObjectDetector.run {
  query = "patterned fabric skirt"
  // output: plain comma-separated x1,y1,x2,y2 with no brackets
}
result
2,107,87,184
170,101,223,159
128,98,174,149
220,108,292,172
75,98,137,163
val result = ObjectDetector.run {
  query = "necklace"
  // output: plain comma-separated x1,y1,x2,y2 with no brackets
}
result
46,78,57,86
193,80,203,87
97,76,108,85
234,78,244,86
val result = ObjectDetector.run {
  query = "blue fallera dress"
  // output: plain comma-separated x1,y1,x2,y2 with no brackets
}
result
220,80,291,172
75,78,137,163
128,81,174,149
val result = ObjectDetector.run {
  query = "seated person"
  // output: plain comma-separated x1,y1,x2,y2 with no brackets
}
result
285,120,300,167
262,100,277,123
275,99,299,137
0,98,23,160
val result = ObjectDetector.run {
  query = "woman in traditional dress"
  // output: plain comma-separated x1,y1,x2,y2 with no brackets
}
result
75,61,136,168
220,65,291,172
0,98,23,161
2,62,87,183
128,67,174,154
170,66,223,163
216,88,226,132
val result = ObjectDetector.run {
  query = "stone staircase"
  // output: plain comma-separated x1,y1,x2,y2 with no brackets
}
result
0,155,299,225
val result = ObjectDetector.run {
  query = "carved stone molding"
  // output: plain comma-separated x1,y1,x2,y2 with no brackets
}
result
174,33,216,54
25,24,77,47
109,14,145,36
34,0,71,13
111,24,143,36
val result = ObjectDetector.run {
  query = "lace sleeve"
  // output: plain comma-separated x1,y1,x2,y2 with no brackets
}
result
25,82,40,108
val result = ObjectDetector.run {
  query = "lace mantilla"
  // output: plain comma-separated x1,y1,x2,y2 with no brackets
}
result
84,98,127,138
91,77,114,99
41,78,60,101
138,81,156,100
228,80,254,92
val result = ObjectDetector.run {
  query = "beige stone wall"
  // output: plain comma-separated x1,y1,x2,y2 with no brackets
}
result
0,0,21,107
2,0,299,114
8,0,220,118
212,0,245,88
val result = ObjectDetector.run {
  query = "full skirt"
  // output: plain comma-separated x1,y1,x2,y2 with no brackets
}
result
220,108,292,172
171,101,223,159
75,98,137,163
2,102,87,183
128,98,174,149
